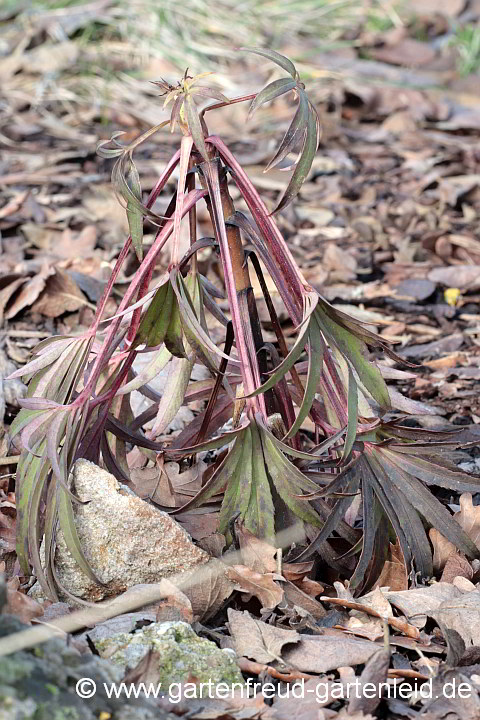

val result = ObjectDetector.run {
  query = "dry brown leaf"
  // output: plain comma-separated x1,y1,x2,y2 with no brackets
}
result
347,648,390,716
227,565,284,610
5,264,54,319
375,542,408,591
130,462,176,506
296,577,325,598
282,580,326,620
5,579,43,624
177,558,234,622
197,533,226,558
385,583,461,628
282,632,379,674
431,493,480,573
440,553,473,584
0,492,16,556
153,578,193,623
123,649,162,687
0,191,29,219
32,268,87,317
236,521,278,574
371,38,436,67
56,226,97,259
431,589,480,652
321,596,419,639
430,528,457,572
227,608,300,665
455,493,480,547
281,561,315,584
428,265,480,291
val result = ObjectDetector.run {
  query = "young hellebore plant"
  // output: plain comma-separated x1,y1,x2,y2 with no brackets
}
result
10,49,480,601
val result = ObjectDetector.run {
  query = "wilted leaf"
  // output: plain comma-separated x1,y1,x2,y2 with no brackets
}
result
347,648,390,716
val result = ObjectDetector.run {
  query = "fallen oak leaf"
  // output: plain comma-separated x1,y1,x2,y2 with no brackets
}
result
227,564,284,610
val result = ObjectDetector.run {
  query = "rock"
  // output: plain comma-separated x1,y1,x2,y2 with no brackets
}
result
47,459,209,603
0,614,174,720
94,620,244,686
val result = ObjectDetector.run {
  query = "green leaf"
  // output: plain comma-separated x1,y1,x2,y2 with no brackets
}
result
246,294,318,398
15,448,45,574
124,157,144,261
382,448,480,493
263,433,324,528
117,345,171,395
349,482,379,590
265,91,309,172
343,363,358,462
149,356,193,437
165,289,187,359
316,306,391,410
285,314,325,438
247,78,297,119
246,423,275,541
378,449,480,560
241,47,297,78
273,98,318,213
219,427,254,533
366,455,432,578
135,282,171,348
172,432,246,515
184,94,209,162
58,486,105,587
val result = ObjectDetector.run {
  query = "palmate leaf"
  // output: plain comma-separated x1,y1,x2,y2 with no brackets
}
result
172,419,326,542
292,423,480,592
242,48,319,213
10,333,99,598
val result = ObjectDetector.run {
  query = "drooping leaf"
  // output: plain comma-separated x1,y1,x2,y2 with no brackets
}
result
343,363,359,462
285,313,325,438
149,356,193,438
242,47,298,78
124,156,144,261
273,98,318,214
247,77,297,119
264,91,310,172
117,345,171,395
184,94,209,162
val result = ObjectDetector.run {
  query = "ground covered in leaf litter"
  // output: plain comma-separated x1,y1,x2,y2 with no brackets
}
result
1,1,480,718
